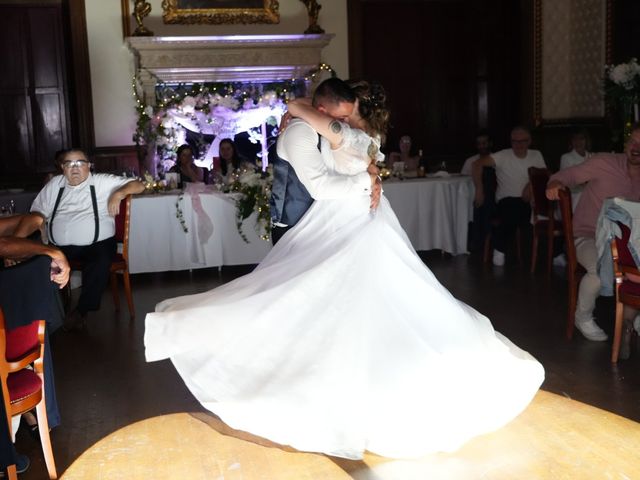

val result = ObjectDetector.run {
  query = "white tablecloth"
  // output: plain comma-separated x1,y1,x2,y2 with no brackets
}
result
128,191,272,274
383,174,474,255
129,175,473,273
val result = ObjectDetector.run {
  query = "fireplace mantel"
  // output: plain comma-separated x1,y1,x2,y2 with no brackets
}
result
126,34,334,103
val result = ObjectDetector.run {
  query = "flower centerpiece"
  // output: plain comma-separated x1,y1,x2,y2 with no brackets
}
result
217,166,272,243
604,58,640,144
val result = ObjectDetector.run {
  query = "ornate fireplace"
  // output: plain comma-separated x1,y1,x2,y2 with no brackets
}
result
126,34,334,104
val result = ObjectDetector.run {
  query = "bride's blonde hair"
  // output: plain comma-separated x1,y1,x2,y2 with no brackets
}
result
347,80,390,145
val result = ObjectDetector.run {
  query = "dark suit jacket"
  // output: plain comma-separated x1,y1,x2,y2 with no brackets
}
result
269,137,318,227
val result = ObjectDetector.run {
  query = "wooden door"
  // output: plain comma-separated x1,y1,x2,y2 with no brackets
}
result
0,4,70,179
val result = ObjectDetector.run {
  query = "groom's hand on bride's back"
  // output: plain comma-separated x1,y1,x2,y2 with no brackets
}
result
370,173,382,210
279,112,293,132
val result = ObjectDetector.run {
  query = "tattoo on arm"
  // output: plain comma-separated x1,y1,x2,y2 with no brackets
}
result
330,121,342,134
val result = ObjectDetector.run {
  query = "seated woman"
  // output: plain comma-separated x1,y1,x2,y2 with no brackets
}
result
388,135,421,172
168,144,206,186
212,138,255,180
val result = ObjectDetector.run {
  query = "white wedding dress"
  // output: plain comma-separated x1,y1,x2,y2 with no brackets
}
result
145,124,544,460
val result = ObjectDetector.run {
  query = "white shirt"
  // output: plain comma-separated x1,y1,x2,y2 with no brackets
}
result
492,148,546,201
560,149,589,170
276,119,371,200
560,149,589,206
31,173,134,246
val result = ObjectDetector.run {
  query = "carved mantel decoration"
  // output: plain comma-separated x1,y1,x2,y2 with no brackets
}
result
126,34,334,104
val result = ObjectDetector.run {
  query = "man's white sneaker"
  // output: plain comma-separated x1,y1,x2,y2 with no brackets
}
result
575,319,608,341
492,250,505,266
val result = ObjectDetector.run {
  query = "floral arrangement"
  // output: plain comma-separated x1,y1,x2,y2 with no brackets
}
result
133,80,300,167
604,58,640,144
604,58,640,104
217,167,273,243
132,63,336,171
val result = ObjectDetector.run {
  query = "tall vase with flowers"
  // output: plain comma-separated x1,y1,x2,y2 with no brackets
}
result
604,58,640,147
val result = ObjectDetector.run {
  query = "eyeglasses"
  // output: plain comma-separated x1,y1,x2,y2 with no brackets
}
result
511,139,530,144
62,160,90,169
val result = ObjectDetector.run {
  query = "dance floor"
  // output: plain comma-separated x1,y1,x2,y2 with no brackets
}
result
59,390,640,479
14,253,640,478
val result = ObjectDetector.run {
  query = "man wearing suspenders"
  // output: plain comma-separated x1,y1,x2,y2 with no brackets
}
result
28,149,145,328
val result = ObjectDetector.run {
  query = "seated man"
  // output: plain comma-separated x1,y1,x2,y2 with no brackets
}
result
461,131,494,251
461,131,493,176
473,126,546,266
15,149,145,328
0,216,70,475
546,124,640,342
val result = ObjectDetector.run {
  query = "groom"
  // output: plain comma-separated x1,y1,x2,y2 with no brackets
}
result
269,77,381,244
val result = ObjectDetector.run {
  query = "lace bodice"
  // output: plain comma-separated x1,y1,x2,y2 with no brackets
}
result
321,122,384,176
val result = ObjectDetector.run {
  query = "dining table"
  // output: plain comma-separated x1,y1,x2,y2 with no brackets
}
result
382,173,474,255
128,188,271,274
127,174,474,274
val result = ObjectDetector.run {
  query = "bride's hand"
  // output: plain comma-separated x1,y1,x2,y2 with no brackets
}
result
367,162,380,176
369,174,382,210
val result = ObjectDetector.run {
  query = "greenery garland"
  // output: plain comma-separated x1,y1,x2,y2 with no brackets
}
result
175,195,188,233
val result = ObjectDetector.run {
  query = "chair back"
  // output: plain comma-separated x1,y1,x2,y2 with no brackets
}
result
0,310,42,367
558,187,576,265
114,195,132,262
528,167,552,219
613,222,637,269
0,309,44,429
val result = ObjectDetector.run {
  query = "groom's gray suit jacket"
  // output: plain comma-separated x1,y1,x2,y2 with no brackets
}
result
269,135,320,227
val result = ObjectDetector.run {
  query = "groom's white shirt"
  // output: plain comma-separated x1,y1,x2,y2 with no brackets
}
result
277,118,371,199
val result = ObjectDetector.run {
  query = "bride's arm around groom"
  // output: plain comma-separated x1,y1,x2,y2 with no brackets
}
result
277,118,380,204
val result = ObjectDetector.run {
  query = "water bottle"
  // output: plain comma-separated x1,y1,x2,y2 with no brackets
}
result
9,200,15,214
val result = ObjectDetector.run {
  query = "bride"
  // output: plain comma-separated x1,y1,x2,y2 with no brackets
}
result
145,81,544,460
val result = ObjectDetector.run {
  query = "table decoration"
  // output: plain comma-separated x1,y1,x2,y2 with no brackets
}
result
604,58,640,145
216,167,273,243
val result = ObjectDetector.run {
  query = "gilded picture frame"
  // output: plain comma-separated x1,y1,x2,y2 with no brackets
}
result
161,0,280,24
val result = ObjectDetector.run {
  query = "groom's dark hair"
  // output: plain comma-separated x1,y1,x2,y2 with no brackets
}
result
312,78,356,108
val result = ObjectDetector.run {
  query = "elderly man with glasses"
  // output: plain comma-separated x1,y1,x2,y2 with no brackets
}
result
15,149,145,330
472,126,546,266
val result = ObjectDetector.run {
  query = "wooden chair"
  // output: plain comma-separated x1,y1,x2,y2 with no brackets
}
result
0,309,57,479
69,194,135,319
611,222,640,363
528,167,563,274
110,195,134,318
558,187,585,339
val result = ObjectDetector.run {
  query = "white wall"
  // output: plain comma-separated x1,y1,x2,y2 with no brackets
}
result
85,0,349,147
